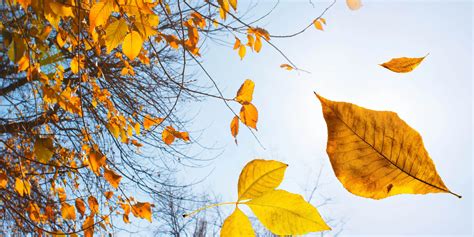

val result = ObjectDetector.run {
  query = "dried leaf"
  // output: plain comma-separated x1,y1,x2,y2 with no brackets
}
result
315,93,460,199
88,196,99,214
75,198,86,217
61,202,76,220
380,55,427,73
104,167,122,189
131,202,152,222
34,137,54,163
240,103,258,129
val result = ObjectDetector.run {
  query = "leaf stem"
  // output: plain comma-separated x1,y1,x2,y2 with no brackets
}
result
183,201,240,218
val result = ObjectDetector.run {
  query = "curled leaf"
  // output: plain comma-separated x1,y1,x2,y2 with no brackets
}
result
316,93,460,199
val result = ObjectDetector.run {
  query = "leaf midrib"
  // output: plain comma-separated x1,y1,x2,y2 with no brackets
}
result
238,165,286,201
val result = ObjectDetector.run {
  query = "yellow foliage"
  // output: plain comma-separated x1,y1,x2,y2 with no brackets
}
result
75,198,86,217
61,202,76,220
88,150,106,176
230,116,239,143
122,31,143,60
105,18,128,54
240,103,258,129
82,215,95,237
0,172,7,189
89,0,114,32
15,178,31,197
88,196,99,214
380,55,427,73
316,93,460,199
104,167,122,189
131,202,152,222
220,208,255,237
235,79,254,104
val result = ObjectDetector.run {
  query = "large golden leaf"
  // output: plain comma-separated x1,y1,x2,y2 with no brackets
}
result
220,208,255,237
105,18,128,54
237,159,287,201
122,31,143,60
315,93,460,199
246,189,331,235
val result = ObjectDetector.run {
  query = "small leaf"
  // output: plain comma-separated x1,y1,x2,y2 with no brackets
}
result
14,178,31,197
280,64,294,71
346,0,362,10
88,196,99,214
238,45,246,60
235,79,254,104
75,198,86,217
122,31,143,60
88,150,106,175
34,137,54,163
230,116,239,142
315,93,460,199
131,202,152,222
143,115,163,130
229,0,237,11
221,208,255,237
0,173,7,189
313,20,324,31
104,167,122,189
240,103,258,129
246,189,331,235
237,159,287,201
61,202,76,220
380,55,427,73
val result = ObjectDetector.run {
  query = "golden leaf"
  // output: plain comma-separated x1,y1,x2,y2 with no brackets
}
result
75,198,86,217
88,196,99,214
346,0,362,10
235,79,254,104
34,137,54,163
61,202,76,220
315,93,460,199
237,159,287,201
254,37,262,52
27,202,41,223
143,115,163,130
15,178,31,197
104,167,122,189
0,172,7,189
238,45,246,60
229,0,237,11
220,208,255,237
131,202,152,222
380,55,427,73
246,189,331,235
122,31,143,60
233,37,241,50
162,127,175,145
240,103,258,129
105,18,128,54
82,215,94,237
89,0,114,32
104,191,113,199
230,116,239,142
313,20,324,31
280,64,294,70
88,150,106,175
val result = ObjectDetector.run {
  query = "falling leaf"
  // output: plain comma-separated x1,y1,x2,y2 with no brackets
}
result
238,159,287,201
238,45,246,60
240,104,258,129
315,93,461,199
313,20,324,31
34,137,54,163
122,31,143,60
75,198,86,217
246,189,331,235
230,116,239,142
280,64,294,70
105,18,128,54
61,202,76,220
104,167,122,189
235,79,254,104
131,202,152,222
15,178,31,197
88,196,99,214
346,0,362,10
380,55,428,73
221,208,255,237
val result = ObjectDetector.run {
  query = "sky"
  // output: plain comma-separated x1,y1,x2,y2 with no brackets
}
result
174,0,473,236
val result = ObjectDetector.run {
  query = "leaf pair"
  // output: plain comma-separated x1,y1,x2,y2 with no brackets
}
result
315,94,460,199
230,80,259,143
220,159,330,236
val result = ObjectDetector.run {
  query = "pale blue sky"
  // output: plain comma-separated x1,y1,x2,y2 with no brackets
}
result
178,0,473,236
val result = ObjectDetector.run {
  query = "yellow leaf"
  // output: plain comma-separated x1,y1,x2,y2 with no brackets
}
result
104,167,122,189
240,103,258,129
220,208,255,237
131,202,152,222
313,19,324,31
280,64,294,70
254,36,262,53
88,150,106,175
229,0,237,11
122,31,143,60
105,18,128,54
238,45,246,60
245,189,331,235
27,202,41,223
88,196,99,214
233,37,241,50
346,0,362,10
162,127,175,145
380,55,427,73
89,0,114,32
49,2,74,18
75,198,86,217
238,159,287,201
230,115,239,142
315,93,461,199
82,215,94,237
15,178,31,197
61,202,76,220
235,79,254,104
143,115,163,130
0,172,7,189
34,137,54,163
